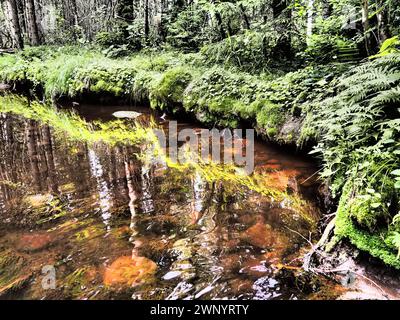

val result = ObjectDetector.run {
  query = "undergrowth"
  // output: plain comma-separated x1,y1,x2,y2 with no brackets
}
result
0,46,345,146
311,53,400,268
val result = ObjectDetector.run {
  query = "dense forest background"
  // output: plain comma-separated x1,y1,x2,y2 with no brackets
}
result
1,0,400,68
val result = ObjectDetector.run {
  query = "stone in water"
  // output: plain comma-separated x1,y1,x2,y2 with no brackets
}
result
112,111,142,119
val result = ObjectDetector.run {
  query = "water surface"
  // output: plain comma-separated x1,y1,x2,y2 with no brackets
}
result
0,99,343,300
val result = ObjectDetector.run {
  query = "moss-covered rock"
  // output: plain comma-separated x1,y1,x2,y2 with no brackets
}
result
150,67,193,110
334,180,400,269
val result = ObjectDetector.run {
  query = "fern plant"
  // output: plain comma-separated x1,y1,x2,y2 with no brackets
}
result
386,231,400,258
312,53,400,232
315,52,400,178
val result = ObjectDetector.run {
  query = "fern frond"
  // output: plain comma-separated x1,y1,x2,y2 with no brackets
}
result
369,86,400,108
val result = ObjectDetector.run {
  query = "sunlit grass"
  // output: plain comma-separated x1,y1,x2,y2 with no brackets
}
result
0,95,156,146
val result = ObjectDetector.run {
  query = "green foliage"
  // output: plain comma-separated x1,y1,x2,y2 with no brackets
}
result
385,231,400,258
42,53,96,97
370,36,400,59
201,30,280,72
95,31,126,48
309,54,400,267
95,29,135,58
313,53,400,192
349,187,390,232
334,180,400,269
0,46,341,144
166,5,211,51
71,59,138,97
94,19,155,57
304,35,358,63
0,54,26,82
182,66,284,127
392,169,400,189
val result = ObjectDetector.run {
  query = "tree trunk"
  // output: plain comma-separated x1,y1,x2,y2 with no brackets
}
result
70,0,79,27
272,0,292,57
321,0,333,18
41,125,59,194
361,0,371,55
26,120,42,192
214,11,226,39
5,0,24,49
377,2,391,44
144,0,149,40
239,4,250,29
18,0,28,38
272,0,287,18
25,0,40,45
306,0,315,43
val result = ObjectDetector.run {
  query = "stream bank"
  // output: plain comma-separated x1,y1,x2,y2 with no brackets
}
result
1,47,400,284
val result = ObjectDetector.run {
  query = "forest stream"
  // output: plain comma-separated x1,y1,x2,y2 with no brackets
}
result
0,98,398,300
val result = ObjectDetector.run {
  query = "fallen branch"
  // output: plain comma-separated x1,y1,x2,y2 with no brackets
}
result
303,216,336,271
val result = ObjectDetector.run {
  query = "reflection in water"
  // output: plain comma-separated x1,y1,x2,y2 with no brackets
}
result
140,163,155,215
26,119,43,193
88,148,113,230
0,96,341,300
125,157,138,232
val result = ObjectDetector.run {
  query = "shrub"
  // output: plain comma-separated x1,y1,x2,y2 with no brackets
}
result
200,30,280,72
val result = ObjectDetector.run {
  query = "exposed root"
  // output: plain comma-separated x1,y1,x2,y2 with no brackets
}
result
303,216,336,271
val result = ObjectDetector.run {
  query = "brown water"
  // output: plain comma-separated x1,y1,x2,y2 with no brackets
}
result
0,101,345,300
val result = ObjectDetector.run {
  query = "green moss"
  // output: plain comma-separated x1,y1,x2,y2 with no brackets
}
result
132,70,157,101
0,47,340,146
149,67,193,110
0,55,26,82
256,101,284,138
246,99,265,119
349,192,385,232
74,225,105,242
335,180,400,269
